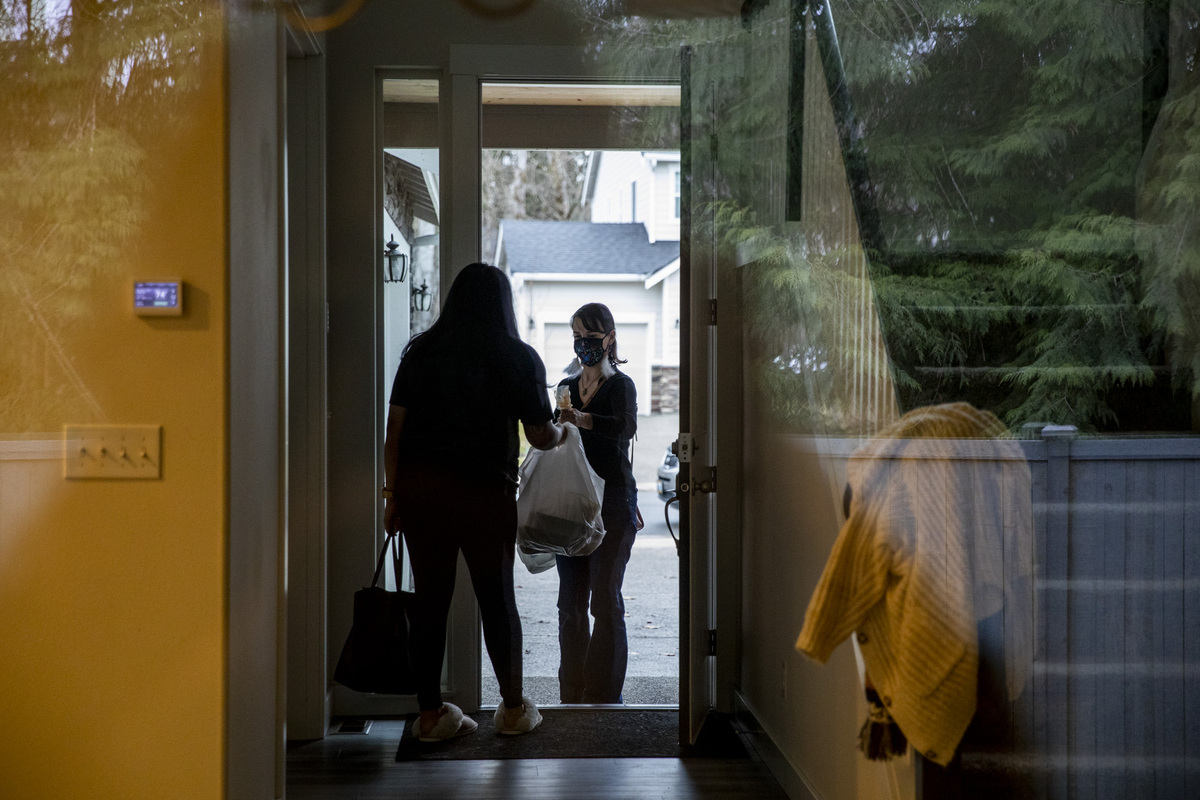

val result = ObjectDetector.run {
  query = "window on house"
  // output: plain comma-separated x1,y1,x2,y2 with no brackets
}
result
673,170,680,218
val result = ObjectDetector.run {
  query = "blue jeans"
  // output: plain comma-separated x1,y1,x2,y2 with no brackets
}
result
555,487,638,703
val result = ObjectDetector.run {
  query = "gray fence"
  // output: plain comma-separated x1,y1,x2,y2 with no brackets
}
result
973,430,1200,799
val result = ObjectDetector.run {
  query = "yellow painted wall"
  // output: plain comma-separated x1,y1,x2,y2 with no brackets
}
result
0,5,228,798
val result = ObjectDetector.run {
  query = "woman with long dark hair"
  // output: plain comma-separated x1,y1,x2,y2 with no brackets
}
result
383,263,563,740
554,302,639,703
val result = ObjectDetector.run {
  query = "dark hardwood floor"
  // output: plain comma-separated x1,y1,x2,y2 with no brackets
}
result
286,719,792,799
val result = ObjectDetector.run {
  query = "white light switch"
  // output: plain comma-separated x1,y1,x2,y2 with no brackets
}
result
64,424,162,480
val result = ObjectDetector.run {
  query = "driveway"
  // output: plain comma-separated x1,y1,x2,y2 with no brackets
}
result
483,412,681,707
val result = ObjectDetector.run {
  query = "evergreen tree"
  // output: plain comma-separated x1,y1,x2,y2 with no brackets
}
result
1,0,218,430
576,1,1200,432
830,0,1187,429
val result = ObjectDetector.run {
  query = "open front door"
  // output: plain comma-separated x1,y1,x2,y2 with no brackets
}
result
678,44,744,746
678,44,709,745
676,45,710,743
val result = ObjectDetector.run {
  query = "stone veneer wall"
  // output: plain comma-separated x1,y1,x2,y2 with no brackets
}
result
651,366,680,413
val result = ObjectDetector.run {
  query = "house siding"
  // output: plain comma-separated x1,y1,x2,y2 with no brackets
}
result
652,160,681,242
662,270,681,365
590,151,653,227
589,152,682,245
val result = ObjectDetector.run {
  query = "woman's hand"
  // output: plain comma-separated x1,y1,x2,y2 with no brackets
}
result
558,407,592,429
383,497,402,535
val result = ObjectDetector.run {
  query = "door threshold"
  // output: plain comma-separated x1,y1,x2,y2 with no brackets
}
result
481,702,678,711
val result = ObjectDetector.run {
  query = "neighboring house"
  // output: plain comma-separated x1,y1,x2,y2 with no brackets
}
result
584,150,682,243
494,151,682,413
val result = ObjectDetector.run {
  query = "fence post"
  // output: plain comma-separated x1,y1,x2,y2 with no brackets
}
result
1038,424,1077,798
1041,426,1077,652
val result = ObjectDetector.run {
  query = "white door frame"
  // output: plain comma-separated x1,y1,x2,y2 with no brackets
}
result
438,44,684,713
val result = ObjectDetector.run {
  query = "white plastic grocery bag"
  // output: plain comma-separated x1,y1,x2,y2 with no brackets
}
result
516,423,605,560
516,544,557,574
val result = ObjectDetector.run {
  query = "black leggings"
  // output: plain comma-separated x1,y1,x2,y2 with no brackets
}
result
398,466,523,712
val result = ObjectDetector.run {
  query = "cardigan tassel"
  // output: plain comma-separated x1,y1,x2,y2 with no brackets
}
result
859,688,908,761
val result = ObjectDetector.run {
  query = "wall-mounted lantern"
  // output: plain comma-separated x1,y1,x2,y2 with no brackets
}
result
384,235,408,283
411,281,432,312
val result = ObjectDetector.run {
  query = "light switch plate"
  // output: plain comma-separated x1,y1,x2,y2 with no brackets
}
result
63,424,162,479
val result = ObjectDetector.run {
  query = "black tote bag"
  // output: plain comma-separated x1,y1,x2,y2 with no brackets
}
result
333,532,416,695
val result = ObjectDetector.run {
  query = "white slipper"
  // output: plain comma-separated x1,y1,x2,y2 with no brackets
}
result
494,696,542,735
412,703,478,742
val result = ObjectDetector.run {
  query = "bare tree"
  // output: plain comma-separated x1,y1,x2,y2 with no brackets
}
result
482,149,590,262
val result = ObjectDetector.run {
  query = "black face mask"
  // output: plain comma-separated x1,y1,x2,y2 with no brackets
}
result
574,336,607,367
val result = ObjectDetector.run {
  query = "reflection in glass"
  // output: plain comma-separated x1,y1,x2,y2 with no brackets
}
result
581,3,1199,796
1,0,219,432
798,403,1033,776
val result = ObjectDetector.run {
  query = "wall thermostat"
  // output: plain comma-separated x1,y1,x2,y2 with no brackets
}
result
133,280,183,316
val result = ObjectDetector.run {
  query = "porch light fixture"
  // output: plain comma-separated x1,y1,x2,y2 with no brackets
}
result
411,281,432,312
384,235,408,283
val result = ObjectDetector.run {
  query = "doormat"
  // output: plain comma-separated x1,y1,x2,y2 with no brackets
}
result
395,709,743,761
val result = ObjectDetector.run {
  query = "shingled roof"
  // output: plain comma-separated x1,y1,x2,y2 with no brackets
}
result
499,220,679,276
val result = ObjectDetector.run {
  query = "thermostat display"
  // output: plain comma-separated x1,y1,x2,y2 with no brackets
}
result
134,280,183,316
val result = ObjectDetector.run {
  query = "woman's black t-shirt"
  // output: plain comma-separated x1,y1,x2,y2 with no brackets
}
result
555,370,638,493
390,336,553,490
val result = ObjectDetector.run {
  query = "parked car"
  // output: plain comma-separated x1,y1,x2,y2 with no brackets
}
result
656,444,679,500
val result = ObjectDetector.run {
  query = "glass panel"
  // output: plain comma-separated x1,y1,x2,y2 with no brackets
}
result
381,78,440,601
1,2,226,792
382,78,440,449
582,2,1198,796
2,0,223,433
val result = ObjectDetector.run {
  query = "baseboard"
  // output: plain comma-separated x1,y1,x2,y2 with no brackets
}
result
732,689,821,800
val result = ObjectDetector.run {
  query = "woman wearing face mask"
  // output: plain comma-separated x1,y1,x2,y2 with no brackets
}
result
554,302,639,704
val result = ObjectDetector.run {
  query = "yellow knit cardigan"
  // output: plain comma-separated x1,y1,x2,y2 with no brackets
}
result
795,403,1027,767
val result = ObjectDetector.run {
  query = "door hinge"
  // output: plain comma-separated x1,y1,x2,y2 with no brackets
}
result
708,629,717,656
709,298,717,325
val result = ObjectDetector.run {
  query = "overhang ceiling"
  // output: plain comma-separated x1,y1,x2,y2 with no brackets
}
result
382,80,680,107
